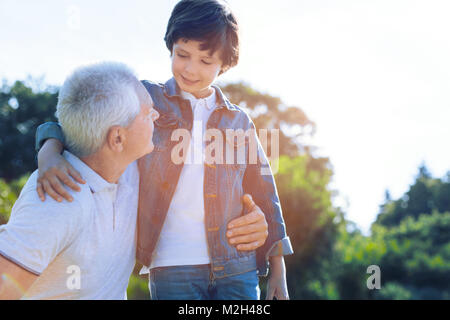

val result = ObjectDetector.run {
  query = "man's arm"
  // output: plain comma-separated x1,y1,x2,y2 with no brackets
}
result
0,177,84,299
0,255,38,300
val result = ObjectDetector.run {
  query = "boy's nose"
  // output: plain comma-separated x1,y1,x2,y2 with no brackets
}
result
184,61,196,75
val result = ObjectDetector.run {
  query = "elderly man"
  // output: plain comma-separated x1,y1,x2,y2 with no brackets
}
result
0,62,159,299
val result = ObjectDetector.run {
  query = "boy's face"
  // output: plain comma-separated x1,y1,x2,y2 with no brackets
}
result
171,39,223,98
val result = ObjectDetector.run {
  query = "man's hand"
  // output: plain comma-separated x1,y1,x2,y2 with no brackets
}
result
36,139,85,202
226,194,269,251
266,255,289,300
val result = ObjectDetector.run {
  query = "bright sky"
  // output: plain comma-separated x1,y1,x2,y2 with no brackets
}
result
1,0,449,234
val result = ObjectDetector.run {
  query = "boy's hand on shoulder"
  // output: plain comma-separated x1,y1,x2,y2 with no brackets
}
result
37,140,85,203
226,194,268,251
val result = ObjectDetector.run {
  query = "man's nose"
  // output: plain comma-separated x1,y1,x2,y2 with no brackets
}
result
153,109,160,121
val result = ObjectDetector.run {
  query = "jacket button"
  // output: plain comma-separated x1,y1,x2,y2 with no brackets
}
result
205,163,216,169
161,181,170,190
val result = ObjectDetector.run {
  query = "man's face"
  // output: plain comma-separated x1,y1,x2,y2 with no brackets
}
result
171,39,224,98
125,83,159,159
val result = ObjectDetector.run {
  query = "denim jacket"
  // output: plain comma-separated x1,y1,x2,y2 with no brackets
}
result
35,77,293,278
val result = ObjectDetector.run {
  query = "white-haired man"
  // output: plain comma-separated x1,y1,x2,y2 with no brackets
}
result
0,62,159,299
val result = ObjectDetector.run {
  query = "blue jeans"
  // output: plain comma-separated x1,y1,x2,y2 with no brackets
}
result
148,264,260,300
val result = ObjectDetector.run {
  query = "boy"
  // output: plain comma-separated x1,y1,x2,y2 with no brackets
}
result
35,0,292,300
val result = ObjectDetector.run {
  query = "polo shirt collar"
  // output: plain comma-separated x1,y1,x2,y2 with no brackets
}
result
163,77,240,112
64,151,117,194
180,87,216,110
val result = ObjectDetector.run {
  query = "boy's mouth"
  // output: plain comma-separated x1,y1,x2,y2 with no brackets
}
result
180,75,199,86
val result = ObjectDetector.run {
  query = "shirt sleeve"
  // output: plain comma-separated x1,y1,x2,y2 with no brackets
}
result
242,119,294,276
0,173,83,275
35,122,65,152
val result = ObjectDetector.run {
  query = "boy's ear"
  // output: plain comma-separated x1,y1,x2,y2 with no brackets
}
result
106,125,126,153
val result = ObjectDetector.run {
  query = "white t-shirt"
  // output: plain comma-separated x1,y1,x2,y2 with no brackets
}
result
0,151,139,299
145,88,217,271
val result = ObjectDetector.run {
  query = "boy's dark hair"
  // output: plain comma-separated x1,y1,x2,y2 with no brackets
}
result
164,0,239,75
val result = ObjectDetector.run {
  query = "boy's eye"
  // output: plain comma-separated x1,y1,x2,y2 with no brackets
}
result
202,60,212,65
177,53,187,58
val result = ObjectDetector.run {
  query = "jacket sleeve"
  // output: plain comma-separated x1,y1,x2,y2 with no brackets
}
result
35,122,65,152
242,121,293,277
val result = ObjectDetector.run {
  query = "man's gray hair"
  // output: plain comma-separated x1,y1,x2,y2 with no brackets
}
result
56,62,141,157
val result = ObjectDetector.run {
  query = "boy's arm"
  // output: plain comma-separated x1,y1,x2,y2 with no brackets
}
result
0,255,38,300
35,122,65,153
35,122,85,202
242,125,294,277
266,255,289,300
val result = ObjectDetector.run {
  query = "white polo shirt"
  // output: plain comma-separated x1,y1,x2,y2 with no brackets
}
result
0,151,139,299
145,88,217,271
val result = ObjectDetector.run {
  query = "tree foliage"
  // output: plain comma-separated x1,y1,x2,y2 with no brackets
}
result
0,79,58,180
375,164,450,228
221,82,316,157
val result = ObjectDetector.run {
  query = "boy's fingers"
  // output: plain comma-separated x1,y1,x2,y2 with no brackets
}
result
48,177,73,202
274,289,289,300
59,171,81,192
242,194,256,212
42,180,62,202
36,182,45,201
68,167,86,185
266,287,275,300
277,292,289,300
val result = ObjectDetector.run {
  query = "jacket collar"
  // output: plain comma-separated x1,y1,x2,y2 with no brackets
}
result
163,77,240,112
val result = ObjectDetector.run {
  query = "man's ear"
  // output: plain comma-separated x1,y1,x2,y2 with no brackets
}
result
106,125,126,153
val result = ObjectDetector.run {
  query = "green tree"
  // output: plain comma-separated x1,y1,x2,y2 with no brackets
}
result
0,175,28,225
372,212,450,299
221,82,315,157
269,155,341,299
220,83,341,299
375,164,450,227
367,166,450,299
0,79,58,180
